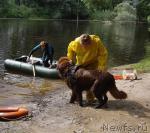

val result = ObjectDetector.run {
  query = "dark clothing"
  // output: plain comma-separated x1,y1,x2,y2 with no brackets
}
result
28,43,54,67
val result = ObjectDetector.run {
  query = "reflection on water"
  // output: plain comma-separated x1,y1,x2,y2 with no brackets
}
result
4,73,60,94
0,19,149,105
0,20,149,67
15,78,54,95
0,20,149,68
0,72,64,106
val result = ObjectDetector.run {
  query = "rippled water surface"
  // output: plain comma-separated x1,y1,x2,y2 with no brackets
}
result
0,19,149,105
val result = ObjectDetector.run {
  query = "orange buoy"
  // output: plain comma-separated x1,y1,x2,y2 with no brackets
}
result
110,69,138,80
0,107,28,120
113,75,123,80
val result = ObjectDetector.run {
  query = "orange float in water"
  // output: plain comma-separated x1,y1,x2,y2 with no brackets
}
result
0,107,28,120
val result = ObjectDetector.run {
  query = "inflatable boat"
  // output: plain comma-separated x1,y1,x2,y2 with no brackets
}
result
4,56,60,79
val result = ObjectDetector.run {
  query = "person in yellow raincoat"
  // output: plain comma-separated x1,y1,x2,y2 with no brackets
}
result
67,34,108,103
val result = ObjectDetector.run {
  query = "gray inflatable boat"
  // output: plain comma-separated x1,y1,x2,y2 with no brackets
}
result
4,56,60,79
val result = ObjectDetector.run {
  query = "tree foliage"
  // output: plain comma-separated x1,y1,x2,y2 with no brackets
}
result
136,0,150,21
0,0,149,22
114,1,137,21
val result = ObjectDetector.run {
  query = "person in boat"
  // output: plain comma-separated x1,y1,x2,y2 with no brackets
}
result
67,34,108,103
28,41,54,67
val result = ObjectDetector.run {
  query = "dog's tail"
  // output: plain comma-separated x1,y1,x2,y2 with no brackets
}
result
109,86,127,99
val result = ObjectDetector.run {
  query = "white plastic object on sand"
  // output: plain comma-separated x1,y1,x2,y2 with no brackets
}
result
122,69,137,80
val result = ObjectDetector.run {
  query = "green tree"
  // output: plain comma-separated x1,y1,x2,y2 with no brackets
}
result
114,1,137,21
136,0,150,21
81,0,123,11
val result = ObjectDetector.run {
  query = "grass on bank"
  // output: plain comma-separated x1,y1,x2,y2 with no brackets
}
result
131,45,150,73
119,44,150,73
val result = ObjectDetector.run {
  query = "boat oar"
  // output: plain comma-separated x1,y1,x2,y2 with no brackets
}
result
31,55,36,77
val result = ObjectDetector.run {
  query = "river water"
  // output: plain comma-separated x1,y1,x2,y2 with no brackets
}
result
0,19,149,106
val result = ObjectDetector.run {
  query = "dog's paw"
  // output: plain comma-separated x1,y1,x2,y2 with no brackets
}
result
69,101,75,104
69,101,76,105
95,103,108,109
79,103,84,107
95,105,102,109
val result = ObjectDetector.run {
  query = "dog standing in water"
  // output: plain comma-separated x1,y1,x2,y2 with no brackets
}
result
57,57,127,108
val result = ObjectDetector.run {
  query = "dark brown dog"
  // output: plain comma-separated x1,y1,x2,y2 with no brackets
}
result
57,57,127,108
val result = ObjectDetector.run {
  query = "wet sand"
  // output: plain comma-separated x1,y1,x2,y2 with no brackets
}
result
0,73,150,133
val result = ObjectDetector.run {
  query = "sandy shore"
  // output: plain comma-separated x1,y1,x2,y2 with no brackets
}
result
0,73,150,133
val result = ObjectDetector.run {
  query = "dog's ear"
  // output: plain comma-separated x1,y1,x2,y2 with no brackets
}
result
58,57,70,64
57,61,71,70
57,56,71,71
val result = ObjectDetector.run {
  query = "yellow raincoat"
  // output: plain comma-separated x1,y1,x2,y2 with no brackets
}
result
67,35,108,71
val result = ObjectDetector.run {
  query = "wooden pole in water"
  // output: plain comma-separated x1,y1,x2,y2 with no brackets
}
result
76,0,79,34
31,55,36,77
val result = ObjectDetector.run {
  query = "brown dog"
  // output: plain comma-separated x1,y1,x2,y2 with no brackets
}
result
57,57,127,108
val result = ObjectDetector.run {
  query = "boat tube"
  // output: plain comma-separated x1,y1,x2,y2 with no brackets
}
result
4,56,60,79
